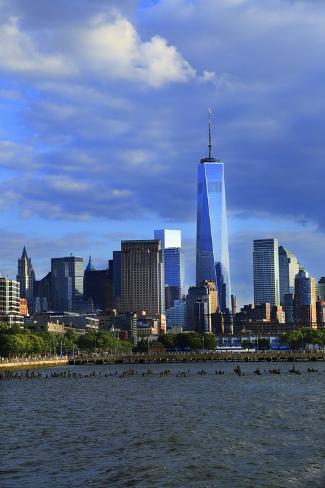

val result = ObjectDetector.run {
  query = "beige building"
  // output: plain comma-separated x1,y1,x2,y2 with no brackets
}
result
120,240,165,317
0,277,23,326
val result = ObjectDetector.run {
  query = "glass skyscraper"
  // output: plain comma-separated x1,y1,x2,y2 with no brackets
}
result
196,111,231,314
253,239,280,307
278,246,299,305
51,256,84,312
154,229,185,310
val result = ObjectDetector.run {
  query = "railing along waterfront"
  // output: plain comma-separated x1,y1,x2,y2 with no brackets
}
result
69,350,325,365
0,356,69,370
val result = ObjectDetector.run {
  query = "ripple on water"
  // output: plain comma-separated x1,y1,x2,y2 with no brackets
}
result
1,361,325,488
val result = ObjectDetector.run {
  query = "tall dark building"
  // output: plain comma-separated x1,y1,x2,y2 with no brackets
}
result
112,251,121,310
17,247,35,306
83,256,113,312
34,272,51,312
51,256,83,312
120,240,164,316
186,281,217,333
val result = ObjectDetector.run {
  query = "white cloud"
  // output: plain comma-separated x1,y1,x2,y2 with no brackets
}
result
74,13,196,87
0,13,199,88
0,17,75,76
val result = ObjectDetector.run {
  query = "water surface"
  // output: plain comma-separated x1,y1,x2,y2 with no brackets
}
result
1,362,325,487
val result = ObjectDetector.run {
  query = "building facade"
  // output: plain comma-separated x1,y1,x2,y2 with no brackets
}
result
51,256,84,312
0,277,23,326
253,239,280,307
186,281,217,333
120,240,165,316
317,277,325,301
196,111,231,314
154,229,185,310
83,257,113,312
17,247,35,307
294,270,317,327
278,246,299,306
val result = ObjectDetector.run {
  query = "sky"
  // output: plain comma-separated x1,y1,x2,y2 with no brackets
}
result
0,0,325,307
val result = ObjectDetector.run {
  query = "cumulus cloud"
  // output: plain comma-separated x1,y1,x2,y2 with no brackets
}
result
0,12,198,87
0,17,74,76
1,0,325,297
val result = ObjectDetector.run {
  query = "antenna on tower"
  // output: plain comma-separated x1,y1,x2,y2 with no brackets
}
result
208,108,212,159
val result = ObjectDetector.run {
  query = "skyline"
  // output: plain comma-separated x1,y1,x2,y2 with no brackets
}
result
1,0,325,306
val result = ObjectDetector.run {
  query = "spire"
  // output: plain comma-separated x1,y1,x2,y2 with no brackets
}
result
208,108,212,159
21,246,28,259
85,255,95,272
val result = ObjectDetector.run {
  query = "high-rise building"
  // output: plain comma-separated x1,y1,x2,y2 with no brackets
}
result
186,281,217,333
51,256,84,312
154,229,185,310
253,239,280,307
120,240,164,316
317,277,325,301
17,247,35,306
34,272,51,313
196,110,231,314
294,270,317,327
0,277,23,326
83,257,113,312
278,246,299,306
165,299,187,330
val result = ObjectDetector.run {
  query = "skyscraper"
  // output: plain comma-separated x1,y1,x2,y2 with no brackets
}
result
83,257,113,312
294,270,317,327
154,229,185,310
196,110,231,314
317,277,325,301
278,246,299,305
51,256,84,312
253,239,280,307
120,240,165,316
17,247,35,305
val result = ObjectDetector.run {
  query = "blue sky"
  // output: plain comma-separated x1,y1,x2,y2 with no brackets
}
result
0,0,325,306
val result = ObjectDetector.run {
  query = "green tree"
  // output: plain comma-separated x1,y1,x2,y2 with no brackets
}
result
241,340,254,349
158,333,176,349
257,338,270,350
203,333,217,350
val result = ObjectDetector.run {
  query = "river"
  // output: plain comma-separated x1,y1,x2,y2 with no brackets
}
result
1,361,325,487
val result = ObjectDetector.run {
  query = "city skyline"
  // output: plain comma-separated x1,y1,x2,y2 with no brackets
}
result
1,0,325,307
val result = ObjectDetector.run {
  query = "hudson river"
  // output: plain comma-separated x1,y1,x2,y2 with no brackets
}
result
1,362,325,487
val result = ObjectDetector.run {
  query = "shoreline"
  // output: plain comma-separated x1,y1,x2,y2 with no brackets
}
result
1,351,325,370
0,357,69,370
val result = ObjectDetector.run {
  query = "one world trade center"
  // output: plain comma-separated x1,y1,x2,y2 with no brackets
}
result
196,110,231,316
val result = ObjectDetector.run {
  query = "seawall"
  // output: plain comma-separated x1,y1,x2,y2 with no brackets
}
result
0,357,69,371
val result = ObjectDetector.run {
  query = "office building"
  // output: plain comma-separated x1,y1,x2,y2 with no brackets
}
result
317,301,325,327
0,277,23,326
283,293,294,323
186,281,217,333
17,247,35,307
34,272,51,313
294,270,317,327
253,239,280,307
120,240,164,316
83,257,113,312
165,299,187,329
317,277,325,301
154,229,185,310
278,246,299,305
51,256,84,312
196,110,231,314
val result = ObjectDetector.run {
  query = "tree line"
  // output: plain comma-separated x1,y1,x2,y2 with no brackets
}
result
0,323,132,357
